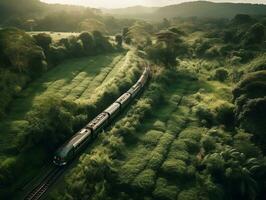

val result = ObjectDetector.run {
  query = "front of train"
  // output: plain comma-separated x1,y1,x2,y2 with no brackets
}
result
53,147,69,166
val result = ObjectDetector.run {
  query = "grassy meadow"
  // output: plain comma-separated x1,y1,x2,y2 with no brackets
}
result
1,1,266,200
0,49,147,198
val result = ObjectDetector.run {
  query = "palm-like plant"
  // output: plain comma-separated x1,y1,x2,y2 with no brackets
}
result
202,147,262,200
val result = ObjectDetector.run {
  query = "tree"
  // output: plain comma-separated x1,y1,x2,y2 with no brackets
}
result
213,68,229,82
202,148,262,200
33,33,52,50
243,23,265,45
78,32,94,53
122,27,129,38
115,34,123,47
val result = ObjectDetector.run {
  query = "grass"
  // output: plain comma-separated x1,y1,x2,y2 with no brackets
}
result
0,52,126,156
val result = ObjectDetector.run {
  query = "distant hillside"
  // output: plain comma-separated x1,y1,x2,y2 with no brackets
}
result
104,1,266,20
104,6,158,15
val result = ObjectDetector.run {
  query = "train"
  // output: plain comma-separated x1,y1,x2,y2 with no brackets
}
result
53,66,150,166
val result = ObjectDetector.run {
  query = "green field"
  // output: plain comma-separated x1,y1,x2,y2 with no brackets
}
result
0,49,148,198
0,52,134,158
49,55,246,199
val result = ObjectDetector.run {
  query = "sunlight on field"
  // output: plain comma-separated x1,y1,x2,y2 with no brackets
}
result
0,53,122,155
28,32,79,41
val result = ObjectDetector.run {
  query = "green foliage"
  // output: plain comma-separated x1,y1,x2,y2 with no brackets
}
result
233,71,266,152
0,28,46,75
78,32,94,53
19,98,82,151
213,68,229,82
115,34,123,48
177,188,199,200
202,148,262,199
215,102,235,128
33,33,52,50
146,43,177,67
161,158,187,178
132,169,156,192
243,23,265,46
233,14,255,24
153,178,179,200
194,105,215,127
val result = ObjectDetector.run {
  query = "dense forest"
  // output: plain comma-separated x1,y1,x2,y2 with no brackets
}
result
0,1,266,200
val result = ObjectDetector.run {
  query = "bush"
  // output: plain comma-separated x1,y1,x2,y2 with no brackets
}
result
238,98,266,147
146,43,177,67
153,178,179,200
115,34,123,47
47,45,67,65
243,23,265,46
161,158,187,178
201,136,216,153
194,105,215,127
33,33,52,50
141,130,162,148
177,188,199,200
131,169,156,192
0,28,47,76
213,68,229,82
215,102,235,128
78,32,94,54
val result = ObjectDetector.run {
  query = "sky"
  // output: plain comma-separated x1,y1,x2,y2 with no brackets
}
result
41,0,266,8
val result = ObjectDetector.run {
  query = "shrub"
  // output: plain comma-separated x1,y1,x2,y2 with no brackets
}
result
215,102,235,128
131,169,156,192
78,32,94,53
153,178,179,200
238,98,266,147
48,45,67,65
194,105,215,127
0,28,47,75
146,43,177,67
153,120,166,131
213,68,229,82
33,33,52,50
161,158,187,178
141,130,162,148
201,136,216,153
243,23,265,46
177,188,199,200
115,34,123,47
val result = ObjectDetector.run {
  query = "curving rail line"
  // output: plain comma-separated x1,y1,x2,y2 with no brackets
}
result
23,65,150,200
24,167,64,200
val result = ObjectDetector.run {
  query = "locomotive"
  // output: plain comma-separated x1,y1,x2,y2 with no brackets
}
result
53,66,150,166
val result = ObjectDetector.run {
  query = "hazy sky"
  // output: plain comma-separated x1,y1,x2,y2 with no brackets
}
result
41,0,266,8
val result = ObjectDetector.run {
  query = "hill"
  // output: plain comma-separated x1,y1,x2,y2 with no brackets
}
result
104,1,266,20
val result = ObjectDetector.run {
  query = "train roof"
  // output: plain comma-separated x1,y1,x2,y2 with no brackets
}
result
55,129,91,157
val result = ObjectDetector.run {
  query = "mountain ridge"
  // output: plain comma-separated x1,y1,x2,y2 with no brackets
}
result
103,1,266,20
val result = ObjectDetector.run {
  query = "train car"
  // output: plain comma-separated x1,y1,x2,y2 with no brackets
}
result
53,66,151,166
104,102,120,120
86,112,109,135
138,67,149,87
127,82,142,98
115,92,131,108
53,128,92,166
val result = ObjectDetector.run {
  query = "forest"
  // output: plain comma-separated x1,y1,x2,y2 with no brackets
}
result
0,0,265,200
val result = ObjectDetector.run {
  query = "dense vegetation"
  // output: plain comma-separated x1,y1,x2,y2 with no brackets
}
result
0,25,128,197
105,1,266,20
49,13,266,200
0,1,266,200
0,0,135,34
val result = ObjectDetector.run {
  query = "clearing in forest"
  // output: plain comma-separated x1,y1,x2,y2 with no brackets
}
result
0,52,128,156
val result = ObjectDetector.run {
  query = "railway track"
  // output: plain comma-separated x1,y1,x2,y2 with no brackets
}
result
24,167,64,200
23,65,150,200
